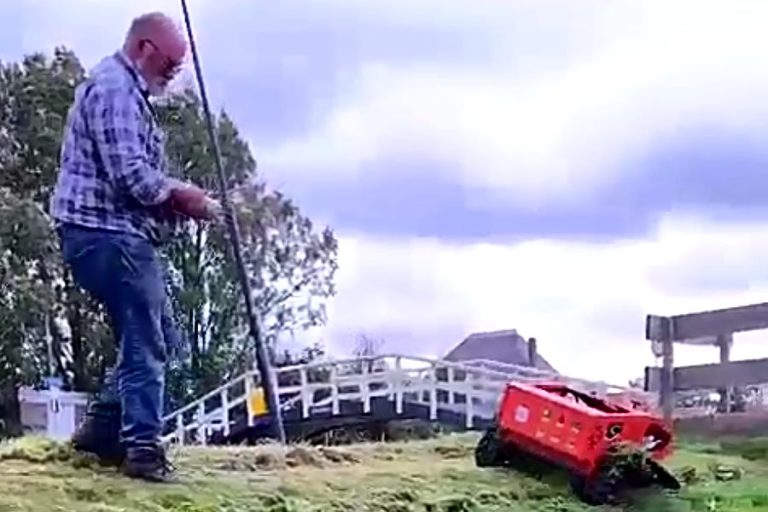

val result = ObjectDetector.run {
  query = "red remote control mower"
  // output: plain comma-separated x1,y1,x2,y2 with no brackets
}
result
475,381,681,505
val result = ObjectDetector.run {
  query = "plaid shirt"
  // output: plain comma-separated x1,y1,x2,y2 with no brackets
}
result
50,51,177,243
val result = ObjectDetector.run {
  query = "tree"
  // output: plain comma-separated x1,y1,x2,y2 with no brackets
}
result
154,89,339,404
353,333,385,359
0,48,114,395
350,332,387,374
0,48,86,203
273,342,330,388
0,47,339,431
0,188,58,435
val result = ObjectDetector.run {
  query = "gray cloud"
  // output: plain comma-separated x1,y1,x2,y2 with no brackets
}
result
186,1,514,144
614,126,768,216
580,300,649,341
646,238,768,297
270,154,648,243
271,123,768,243
0,3,28,60
6,1,768,244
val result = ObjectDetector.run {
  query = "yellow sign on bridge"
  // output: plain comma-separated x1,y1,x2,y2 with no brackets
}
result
247,387,268,416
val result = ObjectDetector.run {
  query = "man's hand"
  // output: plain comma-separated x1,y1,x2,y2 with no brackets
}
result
165,180,221,221
203,196,223,222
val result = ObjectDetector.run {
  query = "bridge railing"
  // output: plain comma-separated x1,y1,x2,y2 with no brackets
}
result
161,353,649,446
276,354,506,415
161,370,256,445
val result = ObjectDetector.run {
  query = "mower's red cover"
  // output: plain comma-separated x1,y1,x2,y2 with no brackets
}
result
495,381,674,476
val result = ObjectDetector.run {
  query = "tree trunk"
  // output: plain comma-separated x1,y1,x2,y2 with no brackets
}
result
65,274,87,391
192,224,203,351
0,383,23,438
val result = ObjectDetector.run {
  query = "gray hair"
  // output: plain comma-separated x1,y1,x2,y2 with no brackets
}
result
124,12,179,46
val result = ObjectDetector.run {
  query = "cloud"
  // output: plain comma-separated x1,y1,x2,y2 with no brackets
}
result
616,127,768,213
12,0,194,61
257,0,768,215
0,3,27,58
7,1,768,386
9,0,768,242
160,0,506,145
263,125,768,242
313,211,768,385
646,213,768,297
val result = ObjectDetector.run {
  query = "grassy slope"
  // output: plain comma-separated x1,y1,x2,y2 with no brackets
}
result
0,433,767,512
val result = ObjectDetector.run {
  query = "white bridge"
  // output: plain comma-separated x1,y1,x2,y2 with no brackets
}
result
162,354,652,446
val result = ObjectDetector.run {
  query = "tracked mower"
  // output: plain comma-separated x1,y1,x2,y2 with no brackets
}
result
475,382,681,506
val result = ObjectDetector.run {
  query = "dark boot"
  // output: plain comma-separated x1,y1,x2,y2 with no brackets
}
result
122,444,176,483
71,402,126,466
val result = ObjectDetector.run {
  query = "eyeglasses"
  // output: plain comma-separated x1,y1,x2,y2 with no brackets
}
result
141,39,183,80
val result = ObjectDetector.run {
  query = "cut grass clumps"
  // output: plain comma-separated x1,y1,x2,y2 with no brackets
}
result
149,492,309,512
0,435,73,463
0,435,106,470
432,441,473,460
385,419,443,442
209,443,361,472
1,433,767,511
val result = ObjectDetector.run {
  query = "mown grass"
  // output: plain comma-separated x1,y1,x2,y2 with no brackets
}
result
0,433,767,511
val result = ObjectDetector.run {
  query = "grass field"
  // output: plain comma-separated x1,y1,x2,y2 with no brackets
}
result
0,433,767,511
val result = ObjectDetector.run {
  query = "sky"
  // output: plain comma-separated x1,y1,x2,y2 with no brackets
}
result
4,0,768,386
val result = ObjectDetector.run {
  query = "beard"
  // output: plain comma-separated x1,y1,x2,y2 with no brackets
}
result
134,57,169,97
147,80,168,97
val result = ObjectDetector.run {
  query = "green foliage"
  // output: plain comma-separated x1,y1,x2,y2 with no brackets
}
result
0,47,85,203
0,188,56,381
153,88,338,404
0,46,112,399
0,47,338,429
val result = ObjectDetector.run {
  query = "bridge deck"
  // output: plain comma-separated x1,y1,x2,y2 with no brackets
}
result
213,395,495,445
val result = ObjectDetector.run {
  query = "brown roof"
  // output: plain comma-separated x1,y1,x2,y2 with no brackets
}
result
443,329,557,373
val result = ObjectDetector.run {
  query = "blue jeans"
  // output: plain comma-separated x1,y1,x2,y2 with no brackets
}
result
59,223,175,449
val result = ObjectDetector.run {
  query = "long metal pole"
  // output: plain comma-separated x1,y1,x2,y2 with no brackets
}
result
178,0,286,444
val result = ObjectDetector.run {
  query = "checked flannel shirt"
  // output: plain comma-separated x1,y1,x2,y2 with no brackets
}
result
50,50,179,244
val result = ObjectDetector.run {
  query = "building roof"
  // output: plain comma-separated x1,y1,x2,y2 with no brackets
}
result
443,329,557,373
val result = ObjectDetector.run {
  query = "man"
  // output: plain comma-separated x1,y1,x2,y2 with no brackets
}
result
50,12,219,482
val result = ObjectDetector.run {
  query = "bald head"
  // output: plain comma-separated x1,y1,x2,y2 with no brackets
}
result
123,12,187,95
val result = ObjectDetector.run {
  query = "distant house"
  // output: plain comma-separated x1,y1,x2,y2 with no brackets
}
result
443,329,557,373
